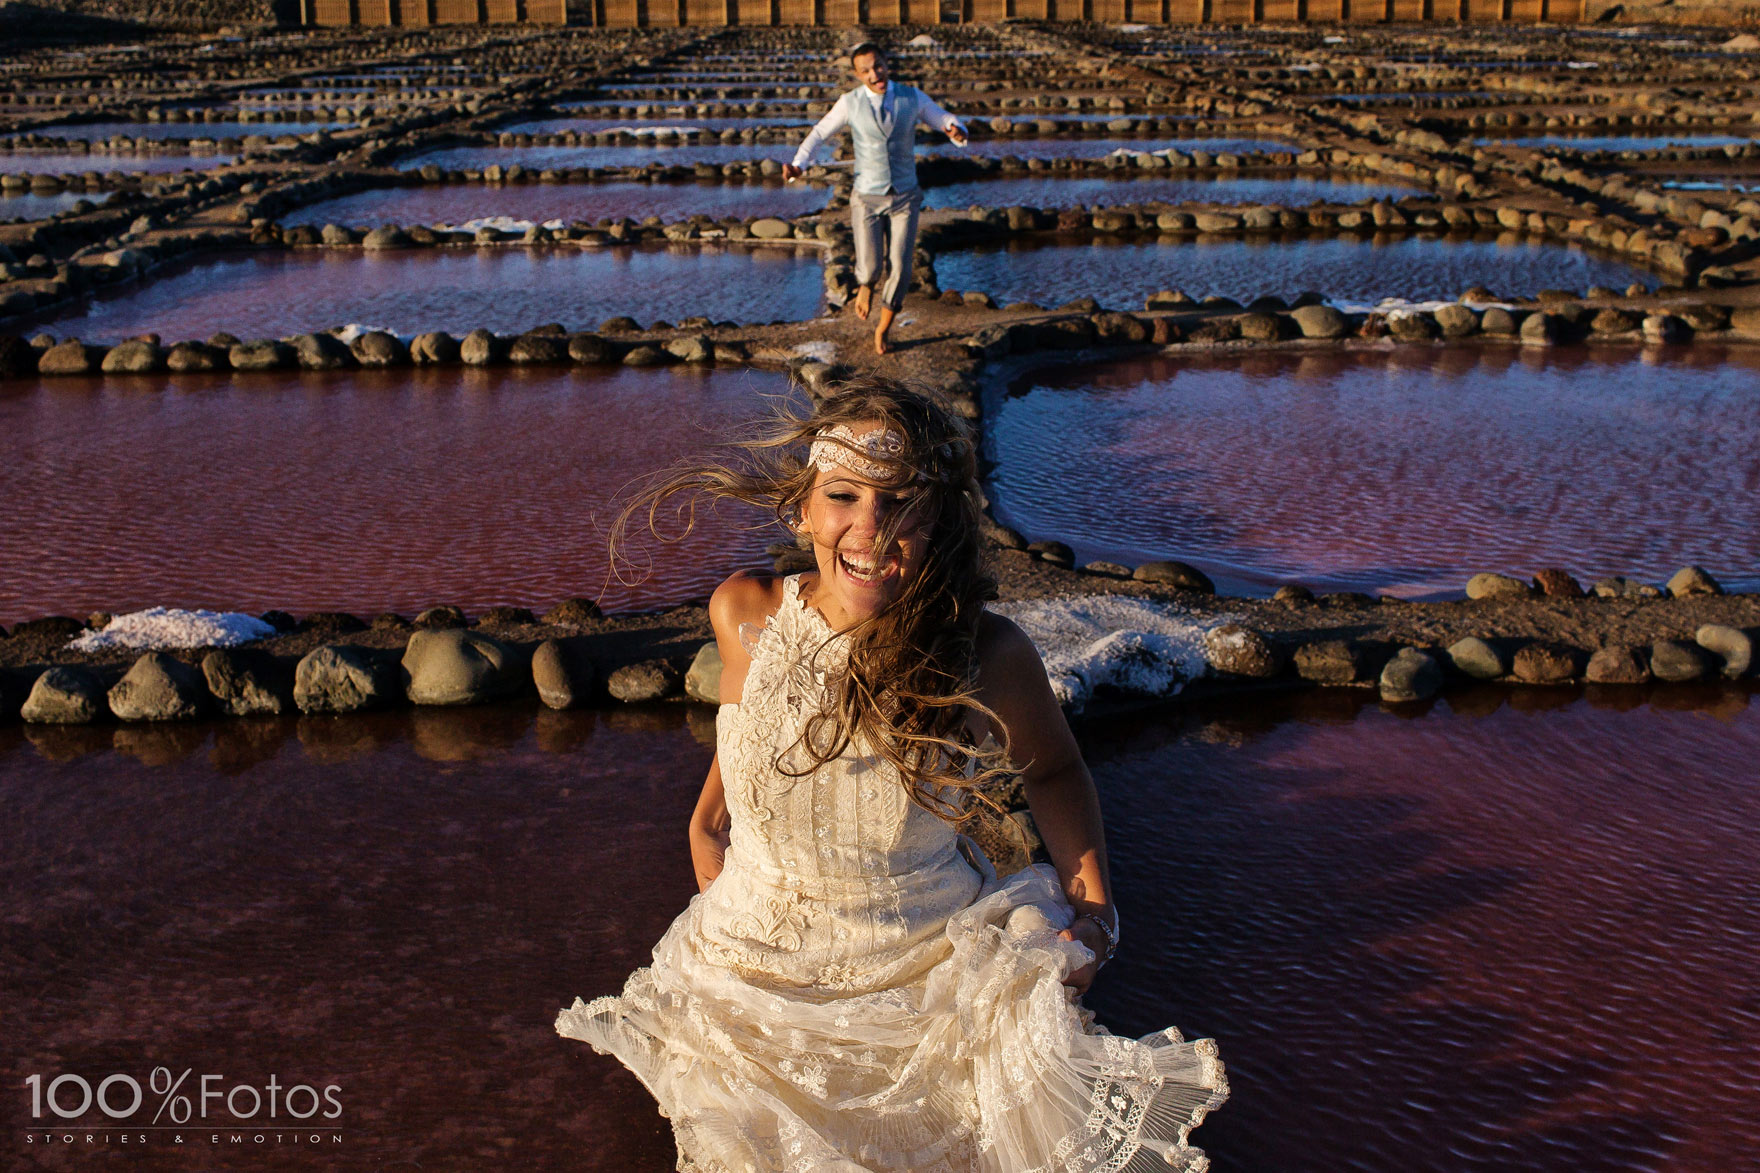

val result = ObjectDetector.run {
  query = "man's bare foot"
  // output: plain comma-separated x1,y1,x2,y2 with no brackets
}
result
874,305,895,354
853,286,871,320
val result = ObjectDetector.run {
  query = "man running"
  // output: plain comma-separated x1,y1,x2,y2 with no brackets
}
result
782,41,967,355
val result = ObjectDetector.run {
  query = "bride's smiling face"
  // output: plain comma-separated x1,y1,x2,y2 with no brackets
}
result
799,442,932,626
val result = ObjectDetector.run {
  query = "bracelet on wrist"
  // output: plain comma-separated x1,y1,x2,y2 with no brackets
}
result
1076,910,1120,963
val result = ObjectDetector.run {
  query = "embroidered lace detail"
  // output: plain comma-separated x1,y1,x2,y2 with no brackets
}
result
728,892,810,952
556,573,1227,1171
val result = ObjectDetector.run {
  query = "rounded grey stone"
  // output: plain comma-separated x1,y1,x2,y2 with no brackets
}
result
1466,572,1531,600
108,652,207,721
1586,644,1650,685
202,648,292,716
1203,624,1284,678
685,641,724,704
294,644,397,714
1379,648,1442,703
1445,636,1506,680
1649,640,1711,683
1694,624,1752,679
608,659,681,703
403,628,521,706
1133,560,1215,593
21,666,107,724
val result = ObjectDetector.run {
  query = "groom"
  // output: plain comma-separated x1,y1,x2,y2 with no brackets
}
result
782,42,967,355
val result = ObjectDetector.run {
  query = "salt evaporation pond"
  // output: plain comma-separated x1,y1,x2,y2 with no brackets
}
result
21,243,825,344
5,684,1756,1170
0,365,787,621
279,180,828,228
923,174,1420,211
918,136,1297,161
399,142,796,171
1488,133,1755,153
0,189,114,219
508,115,814,134
0,152,237,175
34,119,351,141
934,235,1650,310
985,347,1760,598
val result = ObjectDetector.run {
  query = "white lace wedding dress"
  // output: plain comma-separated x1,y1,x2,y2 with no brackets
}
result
555,574,1227,1172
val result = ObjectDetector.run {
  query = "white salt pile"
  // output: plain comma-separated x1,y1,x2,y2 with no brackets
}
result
68,607,276,652
991,595,1230,711
791,340,838,362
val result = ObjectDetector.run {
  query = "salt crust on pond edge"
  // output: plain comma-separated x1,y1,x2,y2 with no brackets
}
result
67,607,277,652
991,594,1230,712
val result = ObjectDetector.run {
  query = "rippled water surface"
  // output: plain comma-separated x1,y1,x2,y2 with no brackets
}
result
6,687,1756,1170
1488,133,1755,153
279,181,828,228
0,189,113,218
923,174,1420,210
33,119,350,141
400,142,800,172
21,245,825,343
919,136,1298,161
934,235,1652,309
0,366,784,621
508,115,814,134
0,153,237,175
986,348,1760,597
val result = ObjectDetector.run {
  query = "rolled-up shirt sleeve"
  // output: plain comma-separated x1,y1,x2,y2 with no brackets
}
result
791,95,849,170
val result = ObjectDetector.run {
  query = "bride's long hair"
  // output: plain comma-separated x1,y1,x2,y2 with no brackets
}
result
612,374,1014,822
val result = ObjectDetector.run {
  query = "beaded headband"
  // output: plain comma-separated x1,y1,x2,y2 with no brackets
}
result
808,423,917,483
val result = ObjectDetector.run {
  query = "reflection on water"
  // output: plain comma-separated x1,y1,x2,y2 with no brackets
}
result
0,366,785,620
508,116,815,134
0,153,237,175
5,685,1756,1170
279,181,828,229
1091,684,1760,1171
20,244,826,343
30,120,350,141
934,234,1651,309
1487,133,1755,153
400,142,798,172
986,347,1760,598
0,702,701,1171
919,136,1297,161
923,174,1420,211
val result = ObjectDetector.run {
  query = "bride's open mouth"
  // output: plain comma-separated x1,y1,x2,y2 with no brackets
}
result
835,547,899,587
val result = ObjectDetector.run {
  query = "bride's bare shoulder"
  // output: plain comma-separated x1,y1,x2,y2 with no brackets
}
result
708,571,790,639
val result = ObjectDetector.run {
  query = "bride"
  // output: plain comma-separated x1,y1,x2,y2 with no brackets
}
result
556,376,1227,1172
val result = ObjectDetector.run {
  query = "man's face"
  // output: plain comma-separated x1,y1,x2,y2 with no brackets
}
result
853,51,889,93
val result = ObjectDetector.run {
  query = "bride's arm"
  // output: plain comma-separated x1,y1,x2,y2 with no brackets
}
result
689,758,731,893
689,571,784,893
976,613,1115,993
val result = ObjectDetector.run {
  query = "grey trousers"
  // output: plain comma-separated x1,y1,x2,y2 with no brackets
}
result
850,187,924,311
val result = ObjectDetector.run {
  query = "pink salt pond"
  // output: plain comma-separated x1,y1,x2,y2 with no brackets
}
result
4,684,1756,1170
278,178,828,228
0,365,790,623
986,346,1760,598
17,243,825,344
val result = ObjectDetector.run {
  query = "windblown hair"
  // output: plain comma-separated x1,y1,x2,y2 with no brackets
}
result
612,374,1013,823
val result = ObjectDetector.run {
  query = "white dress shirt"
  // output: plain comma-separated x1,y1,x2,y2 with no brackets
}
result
789,81,964,171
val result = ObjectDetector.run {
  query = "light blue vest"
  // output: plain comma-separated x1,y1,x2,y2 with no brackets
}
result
846,83,921,197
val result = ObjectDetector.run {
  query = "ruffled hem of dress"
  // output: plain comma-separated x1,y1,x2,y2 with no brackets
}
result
556,863,1226,1173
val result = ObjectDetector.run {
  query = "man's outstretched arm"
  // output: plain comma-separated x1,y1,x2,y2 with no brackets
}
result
916,91,966,143
783,96,850,178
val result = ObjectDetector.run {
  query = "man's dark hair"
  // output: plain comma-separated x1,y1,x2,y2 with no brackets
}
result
848,42,886,67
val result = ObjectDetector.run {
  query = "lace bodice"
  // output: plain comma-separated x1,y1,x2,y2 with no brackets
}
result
717,573,968,884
